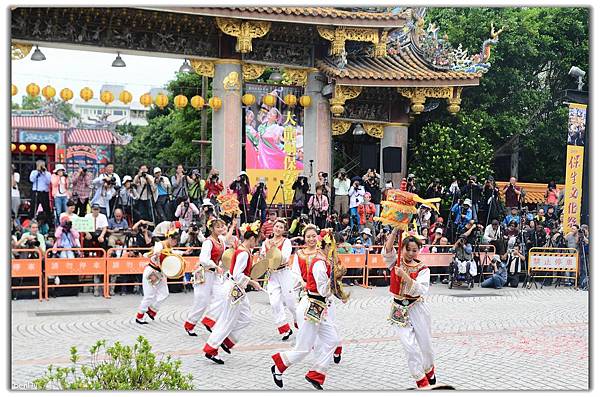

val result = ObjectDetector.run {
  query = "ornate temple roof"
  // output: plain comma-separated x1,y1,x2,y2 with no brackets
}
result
154,7,413,27
317,49,481,85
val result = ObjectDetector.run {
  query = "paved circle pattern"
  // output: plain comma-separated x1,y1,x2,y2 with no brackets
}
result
11,285,589,390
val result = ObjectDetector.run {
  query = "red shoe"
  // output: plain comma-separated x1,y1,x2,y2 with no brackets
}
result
425,366,436,386
416,375,430,389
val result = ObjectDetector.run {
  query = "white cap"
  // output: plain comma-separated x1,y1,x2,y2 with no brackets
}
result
202,198,214,207
153,167,162,174
239,171,248,176
435,228,444,234
54,164,65,173
361,228,372,237
123,175,133,183
463,198,472,207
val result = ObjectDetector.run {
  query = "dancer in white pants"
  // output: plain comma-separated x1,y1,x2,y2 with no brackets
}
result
261,218,298,340
203,222,263,364
291,225,343,364
183,219,232,336
271,230,341,390
382,229,436,389
135,229,182,324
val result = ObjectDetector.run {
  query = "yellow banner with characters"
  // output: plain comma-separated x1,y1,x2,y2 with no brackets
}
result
562,102,586,232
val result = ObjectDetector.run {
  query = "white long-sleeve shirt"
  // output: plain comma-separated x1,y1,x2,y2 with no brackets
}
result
260,238,292,267
348,185,365,209
231,250,251,288
312,259,332,298
199,235,227,269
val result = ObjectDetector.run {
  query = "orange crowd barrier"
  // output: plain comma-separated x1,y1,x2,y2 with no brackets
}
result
45,248,107,300
339,252,367,287
11,248,43,301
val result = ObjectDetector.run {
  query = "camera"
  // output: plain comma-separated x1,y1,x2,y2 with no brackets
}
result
25,238,40,248
62,221,73,233
141,171,147,178
322,172,328,179
189,221,199,233
210,174,219,182
105,176,116,185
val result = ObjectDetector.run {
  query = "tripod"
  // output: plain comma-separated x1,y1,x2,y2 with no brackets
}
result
474,240,490,287
252,184,266,223
268,180,286,219
578,236,589,290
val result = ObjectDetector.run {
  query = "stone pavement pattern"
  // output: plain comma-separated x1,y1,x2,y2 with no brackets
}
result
11,285,589,390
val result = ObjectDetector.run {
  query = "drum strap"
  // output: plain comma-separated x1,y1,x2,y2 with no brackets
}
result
307,292,326,303
149,263,161,272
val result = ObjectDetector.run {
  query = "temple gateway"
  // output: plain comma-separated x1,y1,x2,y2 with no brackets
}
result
12,7,500,201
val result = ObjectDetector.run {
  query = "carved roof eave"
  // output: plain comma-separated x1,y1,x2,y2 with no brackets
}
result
333,77,480,88
142,7,411,28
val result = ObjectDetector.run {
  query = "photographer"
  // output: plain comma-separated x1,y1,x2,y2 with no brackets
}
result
187,168,205,209
357,191,376,232
450,198,473,236
348,177,365,230
481,176,501,224
199,199,218,234
447,176,461,205
452,235,478,277
249,177,268,223
333,168,350,217
230,171,251,223
333,213,351,234
481,254,507,289
133,164,156,222
117,176,138,223
505,246,526,287
11,164,21,217
152,167,172,223
131,219,154,249
363,169,381,216
291,175,309,218
181,221,204,253
307,185,330,229
461,176,482,223
544,180,560,213
17,221,46,258
205,168,224,206
526,222,547,251
502,176,522,210
29,160,53,225
425,178,444,200
70,166,93,217
406,173,418,194
175,197,200,230
91,173,116,217
51,164,71,225
315,171,330,198
171,164,189,201
417,203,433,230
100,162,121,188
53,215,81,259
483,219,504,255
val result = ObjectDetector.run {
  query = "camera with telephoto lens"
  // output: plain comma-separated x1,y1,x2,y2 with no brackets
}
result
25,237,41,248
210,173,219,182
189,221,200,233
141,171,147,178
62,221,73,233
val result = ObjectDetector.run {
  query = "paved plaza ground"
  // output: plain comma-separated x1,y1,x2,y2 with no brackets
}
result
11,284,589,391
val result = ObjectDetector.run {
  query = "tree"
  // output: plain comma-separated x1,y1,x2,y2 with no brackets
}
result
410,114,493,190
114,72,213,173
409,7,589,183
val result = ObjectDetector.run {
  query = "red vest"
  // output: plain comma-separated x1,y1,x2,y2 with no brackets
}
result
389,255,428,297
230,247,252,277
306,257,331,295
209,237,224,263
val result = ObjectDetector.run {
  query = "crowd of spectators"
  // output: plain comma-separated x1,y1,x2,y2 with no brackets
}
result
11,161,589,298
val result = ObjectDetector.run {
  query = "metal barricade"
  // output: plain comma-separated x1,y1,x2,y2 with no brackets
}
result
11,248,43,301
44,248,107,300
527,247,579,288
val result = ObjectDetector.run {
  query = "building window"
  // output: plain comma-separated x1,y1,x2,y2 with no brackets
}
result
113,110,124,116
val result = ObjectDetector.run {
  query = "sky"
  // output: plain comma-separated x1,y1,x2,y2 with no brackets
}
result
11,47,183,105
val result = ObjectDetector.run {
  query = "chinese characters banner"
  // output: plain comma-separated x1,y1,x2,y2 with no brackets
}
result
243,83,304,204
563,103,587,231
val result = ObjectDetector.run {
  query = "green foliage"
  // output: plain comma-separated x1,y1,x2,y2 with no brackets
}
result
33,336,194,390
410,114,493,187
410,7,589,183
115,72,212,172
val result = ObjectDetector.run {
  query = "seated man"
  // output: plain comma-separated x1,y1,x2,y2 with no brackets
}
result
481,254,507,289
16,220,46,258
84,203,109,250
450,235,478,280
107,208,130,249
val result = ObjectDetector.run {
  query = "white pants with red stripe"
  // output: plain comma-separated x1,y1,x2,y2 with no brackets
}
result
267,268,298,334
203,280,252,354
272,298,339,385
296,295,343,361
185,271,223,328
199,278,229,329
393,300,435,380
138,266,169,315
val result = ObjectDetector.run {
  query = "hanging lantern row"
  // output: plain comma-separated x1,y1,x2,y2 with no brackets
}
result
241,93,311,108
12,143,48,152
15,83,135,106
